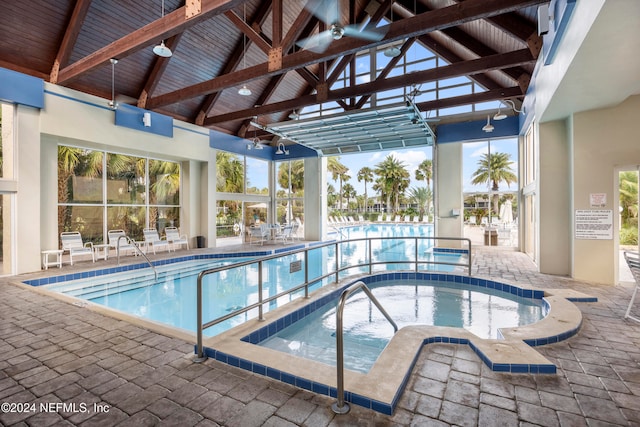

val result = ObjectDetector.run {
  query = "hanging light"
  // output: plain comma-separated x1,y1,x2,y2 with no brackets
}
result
504,99,525,114
153,0,172,57
275,142,289,155
383,2,401,57
238,4,252,96
493,107,507,121
482,115,494,132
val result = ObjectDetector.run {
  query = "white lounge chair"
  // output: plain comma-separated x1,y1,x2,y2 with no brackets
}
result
60,231,95,265
165,226,189,250
143,228,171,254
248,224,269,245
108,229,137,256
274,224,294,244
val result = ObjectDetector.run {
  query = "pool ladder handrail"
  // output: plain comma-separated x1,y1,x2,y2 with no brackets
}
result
194,235,471,362
116,235,158,282
332,280,398,415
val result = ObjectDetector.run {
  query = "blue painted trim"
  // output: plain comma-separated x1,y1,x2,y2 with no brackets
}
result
210,129,319,160
115,104,173,137
437,115,519,143
543,0,577,66
0,67,44,109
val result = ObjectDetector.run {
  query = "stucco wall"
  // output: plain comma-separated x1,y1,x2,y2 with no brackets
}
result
570,95,640,284
538,119,571,275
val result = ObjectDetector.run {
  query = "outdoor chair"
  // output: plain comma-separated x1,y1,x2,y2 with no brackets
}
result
274,224,294,244
108,229,137,256
165,226,189,250
623,251,640,323
249,224,269,245
60,231,95,265
143,228,171,254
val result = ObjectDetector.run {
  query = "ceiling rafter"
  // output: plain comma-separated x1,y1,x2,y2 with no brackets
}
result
138,34,184,108
416,86,523,114
50,0,92,84
204,48,534,125
147,0,546,110
195,0,274,124
56,0,246,85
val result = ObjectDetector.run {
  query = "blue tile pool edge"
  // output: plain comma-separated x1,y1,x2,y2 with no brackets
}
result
22,250,273,287
202,272,587,414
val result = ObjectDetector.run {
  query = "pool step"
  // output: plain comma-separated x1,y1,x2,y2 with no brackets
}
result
47,258,251,299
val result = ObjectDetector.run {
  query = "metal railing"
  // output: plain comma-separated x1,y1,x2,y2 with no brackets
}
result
332,281,398,414
195,235,471,361
116,235,158,281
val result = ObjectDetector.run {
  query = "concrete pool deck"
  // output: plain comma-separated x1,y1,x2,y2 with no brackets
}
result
2,246,640,425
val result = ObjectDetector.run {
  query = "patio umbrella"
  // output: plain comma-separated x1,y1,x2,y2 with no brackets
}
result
247,202,267,208
499,200,513,224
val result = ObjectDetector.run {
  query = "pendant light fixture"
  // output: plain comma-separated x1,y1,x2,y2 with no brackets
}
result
482,115,494,133
493,106,507,121
153,0,173,57
238,4,252,96
383,2,401,57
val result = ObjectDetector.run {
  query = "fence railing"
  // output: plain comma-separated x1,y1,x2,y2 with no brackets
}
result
195,236,472,360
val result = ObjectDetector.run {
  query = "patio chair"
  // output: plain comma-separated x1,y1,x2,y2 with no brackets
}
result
248,224,269,245
623,251,640,323
143,228,171,254
108,229,137,256
60,231,95,265
274,224,294,244
165,226,190,250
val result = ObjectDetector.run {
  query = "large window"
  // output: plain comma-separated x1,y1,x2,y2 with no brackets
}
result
58,146,180,242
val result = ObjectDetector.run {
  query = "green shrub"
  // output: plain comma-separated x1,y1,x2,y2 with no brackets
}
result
620,226,638,246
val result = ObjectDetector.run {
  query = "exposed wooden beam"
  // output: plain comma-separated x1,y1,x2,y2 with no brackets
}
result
138,34,183,109
204,48,534,125
224,10,272,53
148,0,546,109
50,0,92,84
57,0,245,84
416,86,523,112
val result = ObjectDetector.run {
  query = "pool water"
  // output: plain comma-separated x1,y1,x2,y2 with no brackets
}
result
259,279,547,373
43,224,469,336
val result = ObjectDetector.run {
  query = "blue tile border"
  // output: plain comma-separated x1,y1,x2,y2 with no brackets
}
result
23,250,272,287
219,272,584,414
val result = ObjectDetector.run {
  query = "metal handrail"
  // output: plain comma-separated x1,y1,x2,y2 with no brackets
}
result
116,235,158,281
332,281,398,414
194,235,471,361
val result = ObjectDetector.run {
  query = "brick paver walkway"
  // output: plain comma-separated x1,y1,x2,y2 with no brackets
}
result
1,247,639,426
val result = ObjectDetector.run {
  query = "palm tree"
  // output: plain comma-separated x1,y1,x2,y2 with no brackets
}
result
342,183,356,211
471,152,517,215
415,159,433,186
277,160,305,195
620,171,638,243
216,151,244,193
408,187,432,221
327,156,349,211
357,166,374,213
374,155,410,214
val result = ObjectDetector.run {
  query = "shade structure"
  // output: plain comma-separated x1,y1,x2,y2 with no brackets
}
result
499,200,513,224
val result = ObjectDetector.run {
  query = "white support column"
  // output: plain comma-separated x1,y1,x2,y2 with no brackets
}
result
435,142,464,247
304,157,326,241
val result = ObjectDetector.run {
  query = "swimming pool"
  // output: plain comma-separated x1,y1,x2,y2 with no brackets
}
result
258,278,547,373
205,271,592,415
33,224,469,337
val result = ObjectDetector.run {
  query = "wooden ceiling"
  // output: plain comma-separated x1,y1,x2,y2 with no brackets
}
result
1,0,546,142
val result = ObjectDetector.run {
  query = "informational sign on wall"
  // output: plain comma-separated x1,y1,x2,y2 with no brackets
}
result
589,193,607,208
575,210,613,240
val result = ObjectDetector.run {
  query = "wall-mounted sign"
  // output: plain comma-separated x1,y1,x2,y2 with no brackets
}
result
289,260,302,273
589,193,607,208
575,210,613,240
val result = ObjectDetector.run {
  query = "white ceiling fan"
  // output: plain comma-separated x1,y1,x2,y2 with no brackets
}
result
297,0,386,53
